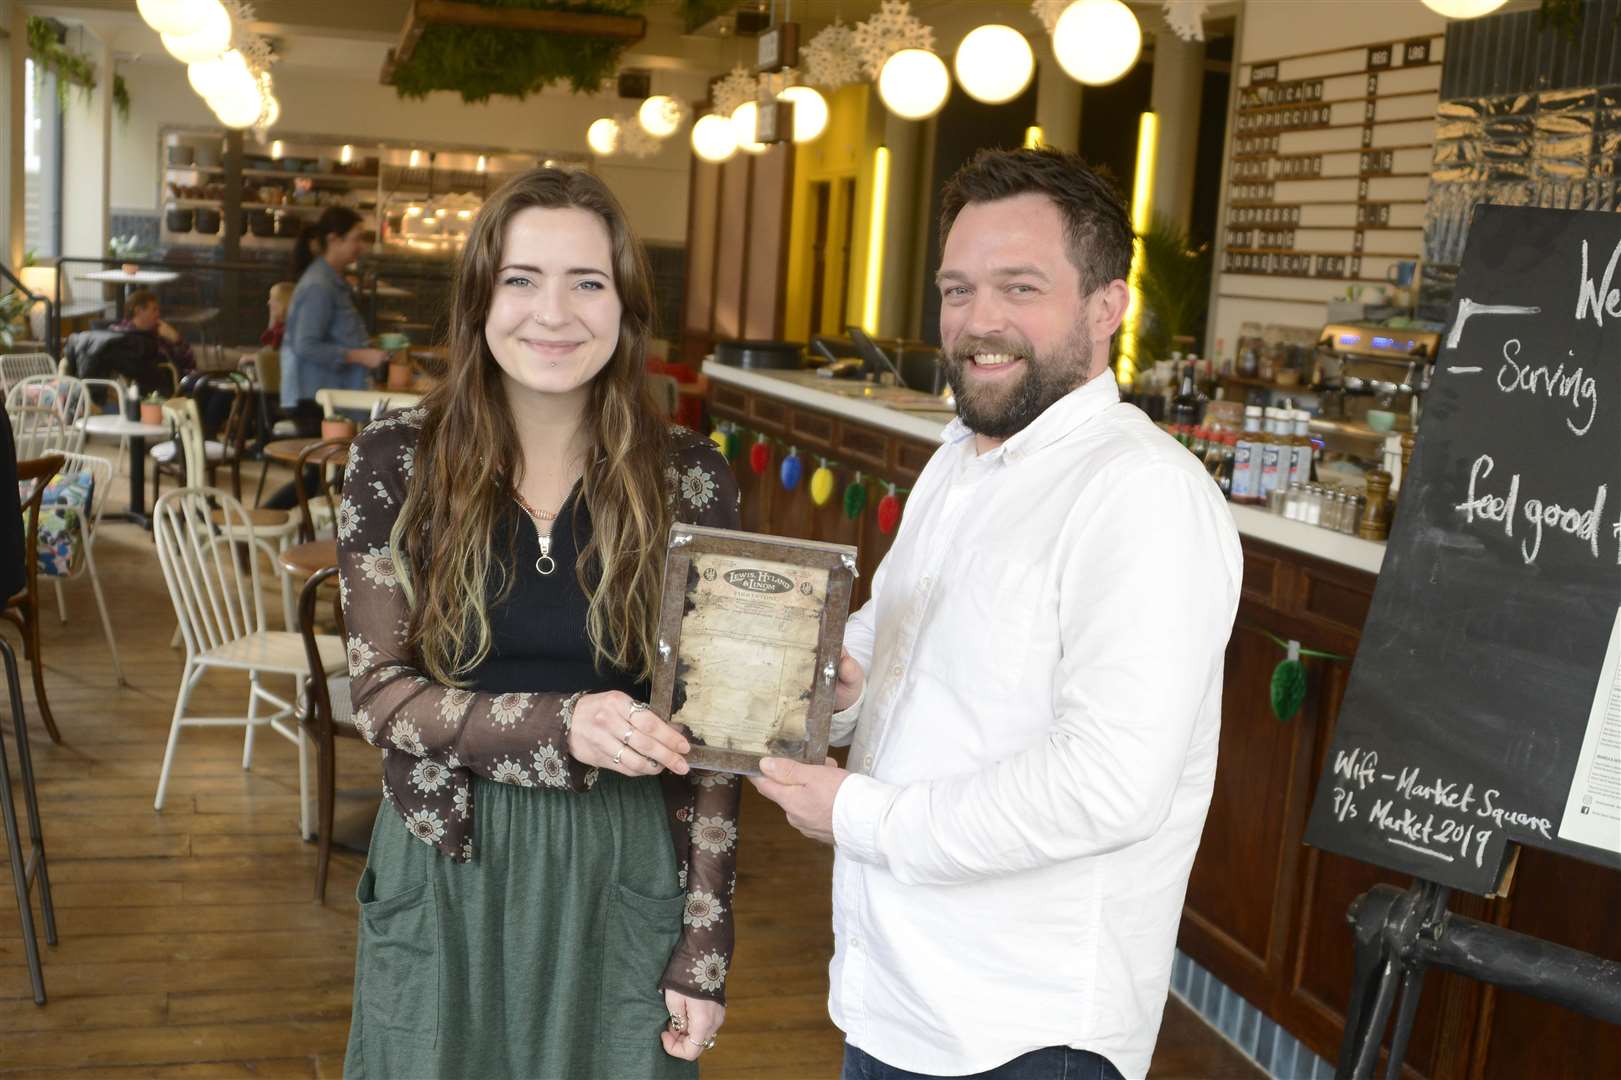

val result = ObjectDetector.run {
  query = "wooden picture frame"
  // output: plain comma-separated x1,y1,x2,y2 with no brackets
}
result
650,524,858,776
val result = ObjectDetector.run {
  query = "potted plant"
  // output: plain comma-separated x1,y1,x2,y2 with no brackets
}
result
321,415,357,441
140,392,165,426
108,234,146,275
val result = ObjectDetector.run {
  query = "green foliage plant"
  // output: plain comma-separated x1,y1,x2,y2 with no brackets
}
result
1136,214,1213,364
389,0,649,102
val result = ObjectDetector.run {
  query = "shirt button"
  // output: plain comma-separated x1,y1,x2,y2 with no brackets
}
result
890,664,903,678
920,575,931,589
863,754,874,769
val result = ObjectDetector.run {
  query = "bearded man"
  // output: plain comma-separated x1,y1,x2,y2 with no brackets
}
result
753,148,1242,1080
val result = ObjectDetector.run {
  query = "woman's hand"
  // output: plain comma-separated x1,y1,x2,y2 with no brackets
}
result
346,347,389,370
662,988,725,1061
567,691,690,777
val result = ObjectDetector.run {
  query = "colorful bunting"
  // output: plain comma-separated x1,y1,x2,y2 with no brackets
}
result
809,462,835,506
877,483,902,534
780,448,802,491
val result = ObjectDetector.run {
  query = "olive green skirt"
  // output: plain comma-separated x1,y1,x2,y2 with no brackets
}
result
344,771,697,1080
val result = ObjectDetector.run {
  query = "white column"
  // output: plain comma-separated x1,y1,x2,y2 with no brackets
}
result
2,0,25,267
1033,42,1081,153
1148,19,1205,233
60,24,113,261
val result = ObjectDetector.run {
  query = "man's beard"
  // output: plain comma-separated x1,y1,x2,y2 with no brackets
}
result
942,324,1095,440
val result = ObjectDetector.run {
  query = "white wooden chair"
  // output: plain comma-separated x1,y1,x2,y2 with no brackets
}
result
36,450,124,685
76,375,134,476
151,485,345,837
6,375,89,458
314,386,421,421
163,397,303,629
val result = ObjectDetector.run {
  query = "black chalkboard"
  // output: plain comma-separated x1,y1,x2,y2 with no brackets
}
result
1304,205,1621,895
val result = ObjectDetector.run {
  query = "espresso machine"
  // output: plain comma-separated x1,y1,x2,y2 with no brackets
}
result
1313,322,1443,430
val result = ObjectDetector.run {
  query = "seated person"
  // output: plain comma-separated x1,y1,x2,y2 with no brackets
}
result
262,282,294,350
65,326,164,399
111,290,194,376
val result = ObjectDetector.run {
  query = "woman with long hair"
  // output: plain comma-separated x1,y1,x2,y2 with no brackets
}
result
338,168,742,1077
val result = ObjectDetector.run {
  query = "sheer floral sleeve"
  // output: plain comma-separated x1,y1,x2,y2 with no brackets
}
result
658,428,744,1005
338,409,598,862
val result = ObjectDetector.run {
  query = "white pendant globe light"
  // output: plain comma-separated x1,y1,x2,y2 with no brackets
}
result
954,24,1035,105
638,95,686,139
878,49,950,121
1419,0,1508,16
189,48,248,101
212,80,263,129
160,0,231,65
777,86,829,143
587,117,621,156
138,0,207,36
690,113,738,162
1052,0,1142,87
729,101,767,154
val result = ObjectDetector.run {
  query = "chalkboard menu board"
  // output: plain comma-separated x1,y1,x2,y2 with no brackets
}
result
1304,205,1621,895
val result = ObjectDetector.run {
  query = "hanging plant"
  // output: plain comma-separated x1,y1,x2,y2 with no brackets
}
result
27,17,97,109
113,73,130,122
389,0,649,103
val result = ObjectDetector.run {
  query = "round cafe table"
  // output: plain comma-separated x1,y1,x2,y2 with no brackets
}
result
82,414,171,528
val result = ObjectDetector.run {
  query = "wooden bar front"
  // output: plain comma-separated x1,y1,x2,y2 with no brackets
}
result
706,379,1621,1079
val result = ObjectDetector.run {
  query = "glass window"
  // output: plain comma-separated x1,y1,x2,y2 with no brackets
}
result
23,56,64,258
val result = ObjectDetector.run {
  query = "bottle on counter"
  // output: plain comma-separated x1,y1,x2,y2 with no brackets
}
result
1218,432,1237,496
1170,361,1202,432
1230,406,1265,503
1287,410,1314,487
1258,407,1287,501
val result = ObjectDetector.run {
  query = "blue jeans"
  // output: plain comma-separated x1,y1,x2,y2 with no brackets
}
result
842,1043,1125,1080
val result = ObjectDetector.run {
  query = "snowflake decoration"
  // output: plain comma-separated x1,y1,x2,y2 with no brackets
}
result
615,113,660,158
711,64,757,119
1031,0,1069,35
1163,1,1209,42
852,0,936,80
802,19,863,90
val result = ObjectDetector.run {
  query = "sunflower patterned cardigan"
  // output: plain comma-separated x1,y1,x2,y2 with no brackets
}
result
337,409,745,1005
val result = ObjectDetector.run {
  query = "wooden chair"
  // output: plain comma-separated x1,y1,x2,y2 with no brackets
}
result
294,437,350,543
151,486,346,837
297,565,363,903
0,633,57,1004
314,386,421,422
3,454,67,743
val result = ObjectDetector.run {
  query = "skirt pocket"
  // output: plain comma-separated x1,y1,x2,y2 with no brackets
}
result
355,866,441,1049
600,881,685,1045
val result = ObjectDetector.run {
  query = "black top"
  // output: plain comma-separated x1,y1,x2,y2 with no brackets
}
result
471,491,644,702
0,411,23,601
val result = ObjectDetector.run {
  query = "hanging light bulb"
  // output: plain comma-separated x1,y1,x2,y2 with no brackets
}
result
954,25,1035,105
409,149,421,168
138,0,208,36
878,49,950,121
1052,0,1142,87
212,81,264,129
777,86,829,143
340,144,354,164
587,117,621,156
729,101,767,154
476,154,488,172
160,0,231,65
691,113,738,162
270,139,284,160
638,95,686,139
1419,0,1508,15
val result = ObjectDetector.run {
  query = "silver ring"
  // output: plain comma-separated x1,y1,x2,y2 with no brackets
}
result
620,727,635,744
629,701,649,716
612,747,626,766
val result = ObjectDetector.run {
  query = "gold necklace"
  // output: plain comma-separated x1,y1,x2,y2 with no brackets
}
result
512,489,559,575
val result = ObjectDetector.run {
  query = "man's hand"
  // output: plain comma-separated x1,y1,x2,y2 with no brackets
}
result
750,756,848,845
834,649,865,712
156,320,180,343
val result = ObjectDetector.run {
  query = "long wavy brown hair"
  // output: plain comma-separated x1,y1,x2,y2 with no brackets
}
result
390,168,670,685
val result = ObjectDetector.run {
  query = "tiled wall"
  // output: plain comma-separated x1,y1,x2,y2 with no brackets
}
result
1169,950,1333,1080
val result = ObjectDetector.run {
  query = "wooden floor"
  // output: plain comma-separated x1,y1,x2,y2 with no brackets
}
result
0,450,1261,1079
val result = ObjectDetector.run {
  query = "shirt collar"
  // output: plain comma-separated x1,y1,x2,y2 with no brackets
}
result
940,369,1121,460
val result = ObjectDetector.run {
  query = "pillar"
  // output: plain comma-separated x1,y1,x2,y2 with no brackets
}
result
60,23,112,261
1033,41,1082,154
1148,18,1205,233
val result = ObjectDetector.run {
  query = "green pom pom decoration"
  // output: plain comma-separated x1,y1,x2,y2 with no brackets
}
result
842,478,867,520
1270,658,1307,723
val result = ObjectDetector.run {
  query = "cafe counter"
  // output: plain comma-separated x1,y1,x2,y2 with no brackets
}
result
702,360,1619,1079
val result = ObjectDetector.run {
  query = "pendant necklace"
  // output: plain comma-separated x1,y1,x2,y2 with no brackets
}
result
512,489,560,576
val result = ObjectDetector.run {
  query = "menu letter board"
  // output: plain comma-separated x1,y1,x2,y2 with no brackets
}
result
1304,205,1621,894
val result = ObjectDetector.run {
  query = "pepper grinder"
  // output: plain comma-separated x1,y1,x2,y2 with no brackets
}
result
1358,470,1393,541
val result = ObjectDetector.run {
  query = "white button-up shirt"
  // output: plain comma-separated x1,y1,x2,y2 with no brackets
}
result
829,373,1242,1079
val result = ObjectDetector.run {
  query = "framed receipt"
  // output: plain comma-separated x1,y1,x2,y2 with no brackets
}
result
650,524,858,776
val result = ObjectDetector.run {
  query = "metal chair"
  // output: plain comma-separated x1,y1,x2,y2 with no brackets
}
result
0,353,60,397
151,485,346,837
37,450,125,685
3,454,67,743
6,375,89,458
297,565,364,903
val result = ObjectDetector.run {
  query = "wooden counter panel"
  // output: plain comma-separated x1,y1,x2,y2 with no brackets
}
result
1298,566,1375,639
750,395,788,435
789,409,835,451
836,422,891,472
1241,548,1281,607
896,440,935,480
712,382,748,416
